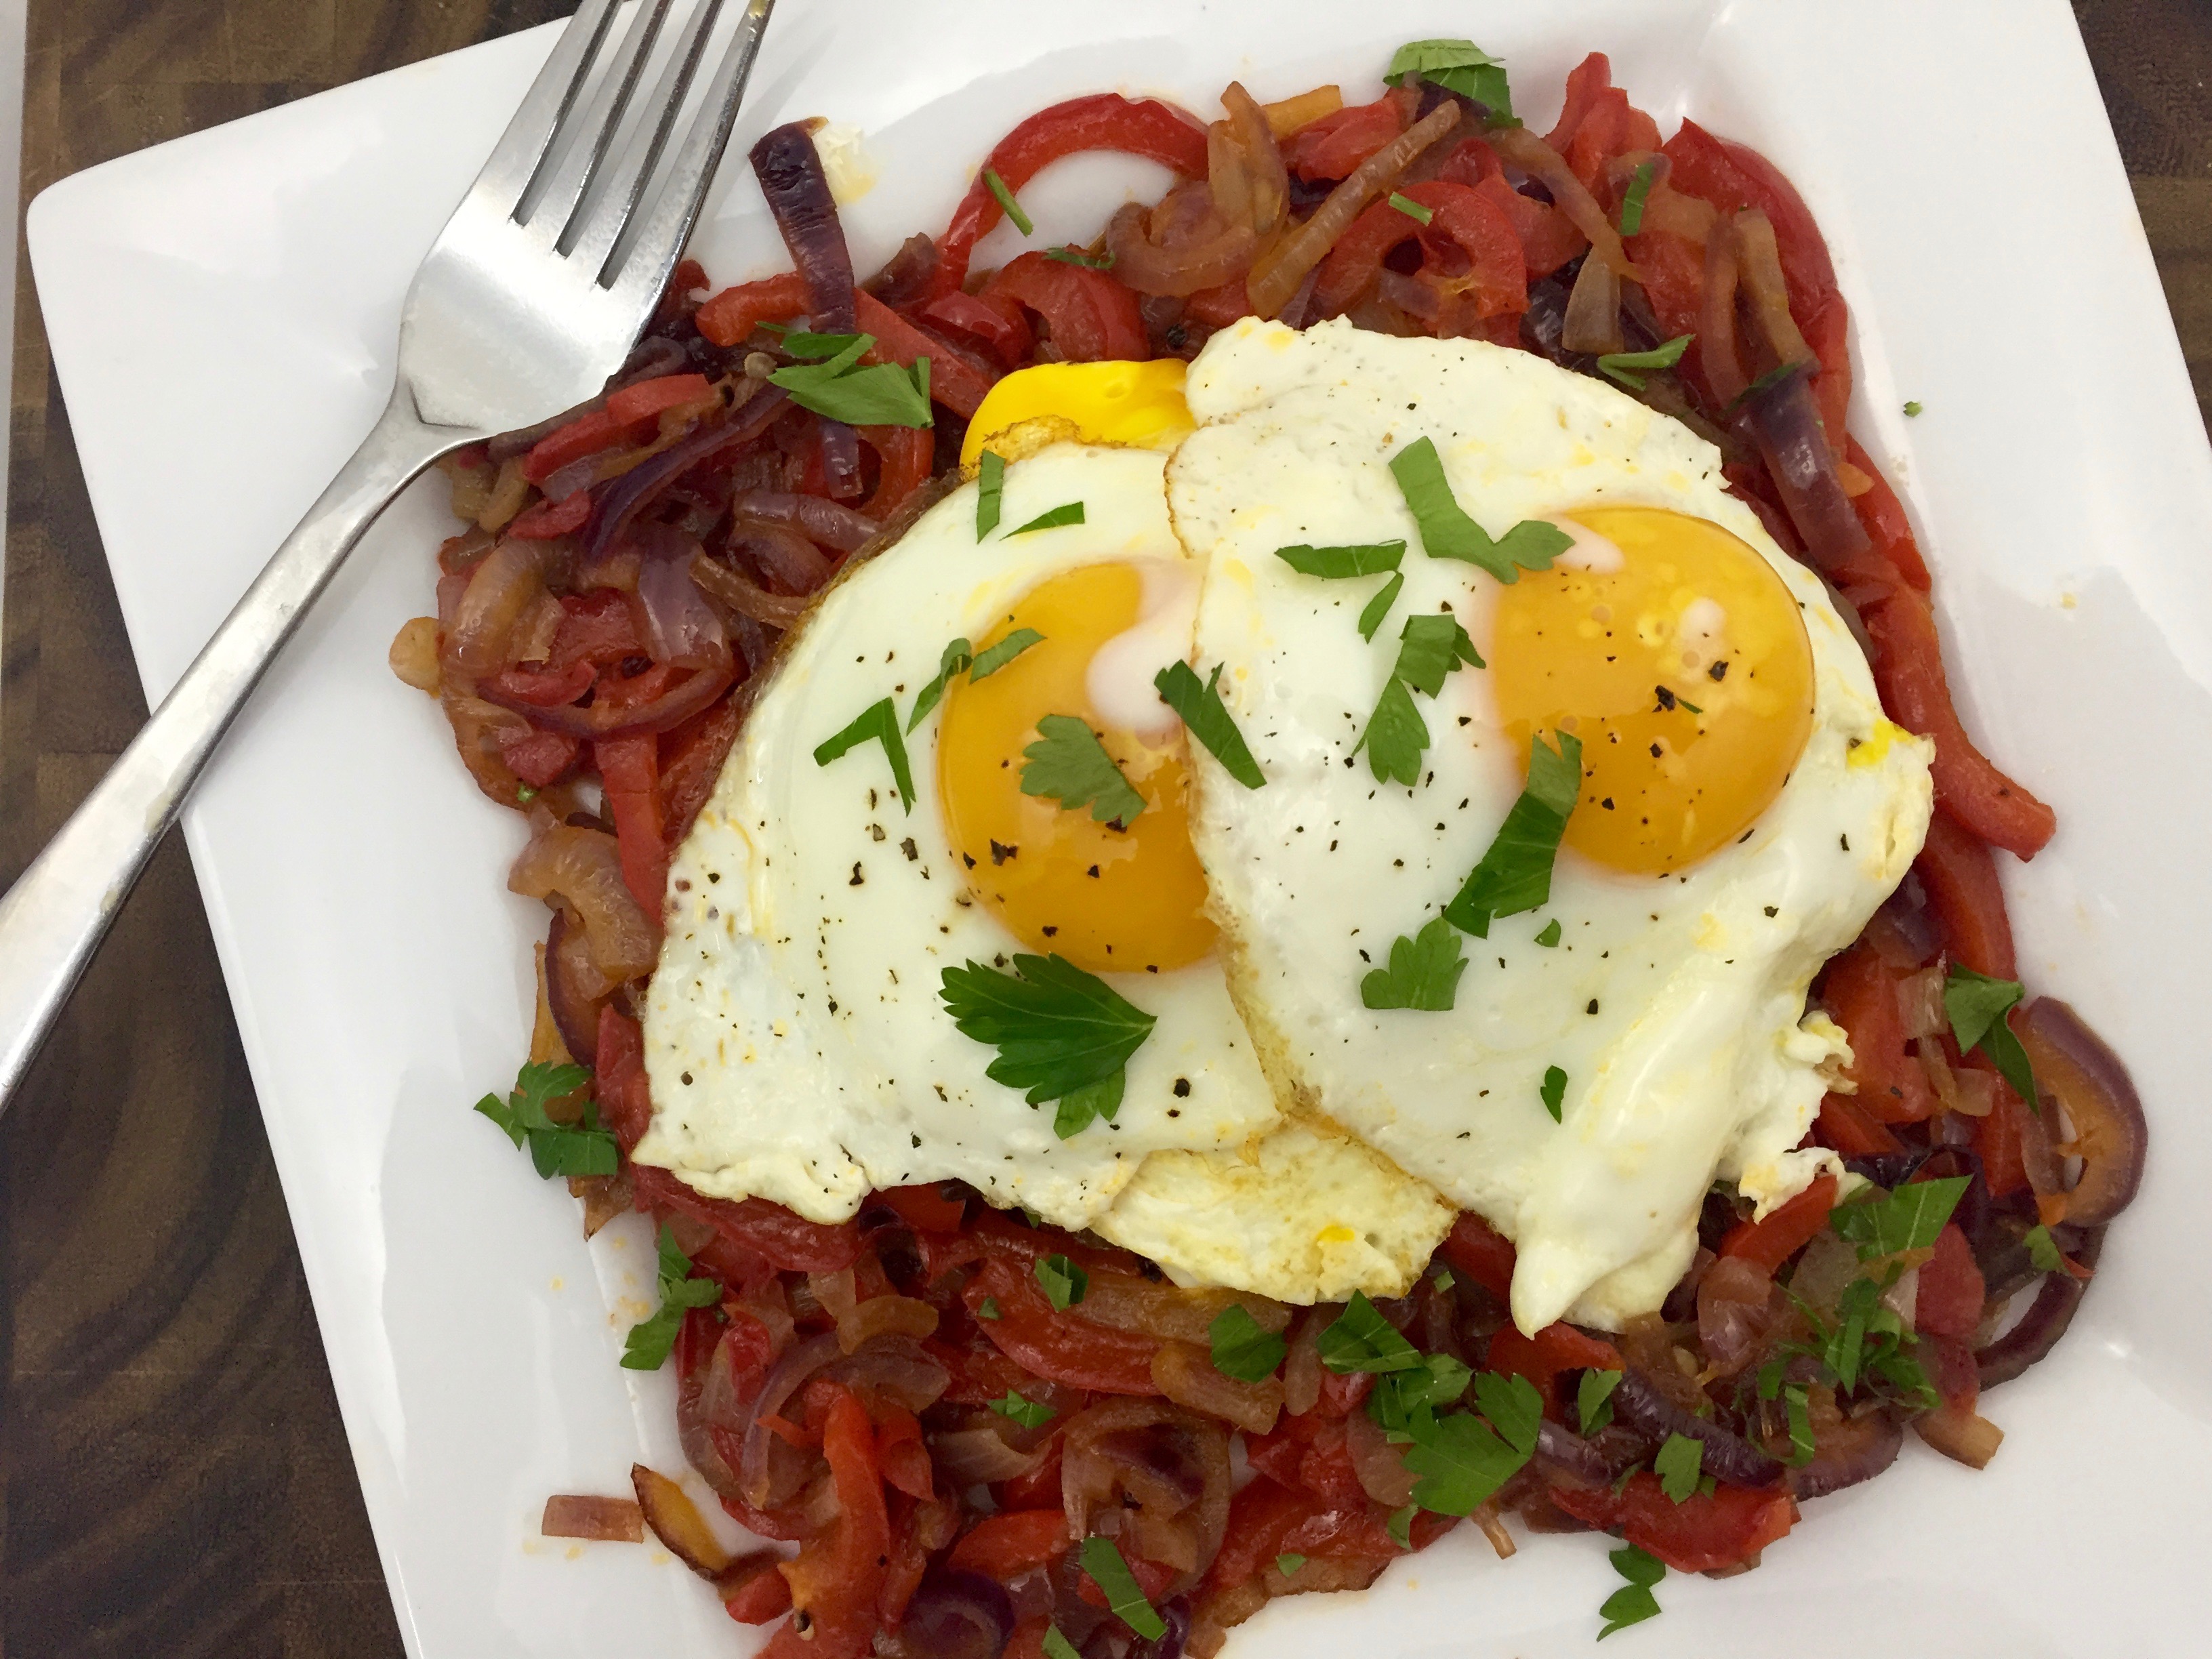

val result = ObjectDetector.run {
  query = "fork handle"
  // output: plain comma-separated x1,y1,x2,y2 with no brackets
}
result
0,387,473,1110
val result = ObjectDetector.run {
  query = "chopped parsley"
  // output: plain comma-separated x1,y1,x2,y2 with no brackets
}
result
1540,1064,1568,1122
1472,1370,1544,1455
1037,1253,1089,1311
1275,540,1408,578
983,167,1033,236
1386,1502,1418,1548
1400,1387,1536,1515
474,1061,617,1179
1359,570,1407,641
1044,245,1115,270
1275,1553,1307,1576
1042,1627,1082,1659
1829,1175,1970,1261
1155,661,1266,788
1370,1352,1475,1433
1361,914,1469,1012
1009,500,1086,535
1209,1303,1288,1381
1352,613,1483,783
1599,1544,1666,1639
1389,190,1434,226
1389,436,1571,582
1617,159,1657,235
1782,1382,1817,1465
1383,38,1515,121
1904,400,1924,417
1579,1368,1622,1435
939,954,1157,1136
972,628,1044,680
620,1225,724,1370
1596,333,1694,390
1534,918,1562,947
1944,966,2040,1113
769,331,933,427
907,628,1044,731
2024,1223,2066,1273
977,1296,1002,1320
1654,1432,1704,1502
1079,1538,1166,1640
1317,1291,1424,1374
1353,672,1431,786
988,1389,1056,1429
1443,730,1584,935
1393,611,1486,693
976,449,1006,537
1021,714,1147,827
815,696,916,811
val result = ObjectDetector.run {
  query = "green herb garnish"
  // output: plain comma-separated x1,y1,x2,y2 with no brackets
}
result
976,449,1006,537
1009,501,1086,535
970,629,1044,680
1388,436,1570,581
1353,674,1430,786
1044,245,1115,270
988,1389,1056,1429
1155,661,1265,789
620,1225,724,1370
1540,1064,1568,1122
815,696,916,812
983,167,1033,237
1599,1544,1666,1639
1783,1382,1817,1465
1443,730,1583,935
1473,1370,1544,1455
1383,39,1514,121
1021,714,1147,827
1579,1368,1622,1435
1944,966,2040,1113
1386,1502,1418,1548
1400,1401,1531,1515
1079,1538,1166,1639
907,628,1044,732
1534,918,1562,947
1359,570,1407,641
1389,191,1434,226
1360,914,1469,1012
2024,1223,2065,1273
1829,1175,1971,1261
1393,611,1485,693
1618,159,1657,235
1370,1352,1475,1434
1210,1303,1288,1381
1596,333,1694,390
1904,400,1924,417
1042,1628,1082,1659
977,1296,1002,1320
1275,1553,1307,1576
1654,1432,1704,1502
939,954,1157,1136
1275,541,1408,579
474,1061,617,1179
770,332,933,427
1317,1291,1424,1374
1037,1253,1089,1311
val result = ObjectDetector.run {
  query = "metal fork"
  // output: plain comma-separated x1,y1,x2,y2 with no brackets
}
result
0,0,777,1109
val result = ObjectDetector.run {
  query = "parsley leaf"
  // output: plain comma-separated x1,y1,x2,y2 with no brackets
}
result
1275,540,1408,578
939,954,1157,1133
1037,1254,1089,1311
983,167,1033,236
815,697,916,812
1042,1628,1082,1659
977,1296,1002,1320
1155,661,1265,789
1370,1353,1474,1435
1353,674,1429,785
1317,1291,1424,1374
1275,1553,1307,1576
1383,39,1515,121
1904,400,1925,417
1612,1542,1665,1588
770,332,933,428
971,628,1044,680
1021,714,1147,826
1579,1368,1622,1435
1944,966,2041,1113
1210,1304,1288,1382
1599,1544,1666,1639
1597,333,1694,390
2024,1223,2066,1273
1401,1408,1529,1515
1386,1502,1418,1548
1010,501,1086,535
988,1389,1055,1429
1534,918,1562,947
1359,571,1407,641
1782,1382,1817,1466
1540,1063,1568,1122
1393,611,1485,694
621,1224,724,1370
1044,245,1115,270
772,328,863,359
1443,730,1584,935
976,449,1006,538
1654,1432,1704,1502
1828,1176,1970,1261
907,638,973,731
1389,436,1570,581
1361,914,1469,1012
1080,1538,1166,1640
1473,1370,1544,1456
474,1061,617,1179
1618,159,1657,235
1389,190,1434,226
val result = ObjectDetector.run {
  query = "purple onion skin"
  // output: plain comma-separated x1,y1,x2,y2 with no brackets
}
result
1130,1597,1192,1659
542,910,604,1065
586,385,788,562
750,121,857,333
887,1572,1014,1659
2022,996,2148,1227
819,418,865,500
863,232,941,306
634,527,729,669
1612,1369,1784,1489
1737,362,1870,572
1785,1410,1902,1501
1980,1225,2104,1390
1534,1418,1614,1486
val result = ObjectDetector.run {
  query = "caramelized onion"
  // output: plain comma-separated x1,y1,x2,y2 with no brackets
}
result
837,1293,941,1354
738,1332,840,1507
1486,123,1635,278
877,1573,1015,1659
1732,209,1815,379
1560,252,1624,354
1345,1406,1418,1507
509,822,659,979
731,489,880,554
544,909,615,1063
1786,1408,1903,1499
693,550,811,630
1282,1308,1324,1417
1914,1403,2003,1469
1736,363,1870,572
1610,1369,1782,1488
541,1493,644,1542
586,385,789,562
633,525,728,669
1105,199,1259,298
2020,998,2147,1227
1063,1399,1231,1591
1220,81,1288,238
1151,1340,1282,1435
1073,1277,1289,1346
820,1334,950,1412
1696,1254,1777,1378
750,121,857,334
1979,1225,2103,1388
445,537,564,678
930,1425,1046,1486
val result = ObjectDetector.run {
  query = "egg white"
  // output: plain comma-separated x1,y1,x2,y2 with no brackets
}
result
1169,319,1934,1333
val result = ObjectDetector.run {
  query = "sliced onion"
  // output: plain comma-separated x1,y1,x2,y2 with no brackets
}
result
1345,1407,1418,1506
586,385,789,562
544,909,615,1064
1282,1308,1324,1417
1561,253,1623,354
1106,199,1258,298
863,232,941,306
1696,1254,1776,1378
876,1572,1015,1659
632,525,729,670
508,823,659,979
1788,1407,1904,1499
931,1425,1045,1486
738,1332,840,1507
1073,1278,1289,1347
633,1463,734,1577
1895,967,1948,1041
1979,1225,2103,1389
1151,1340,1282,1435
837,1293,940,1354
1914,1402,2003,1469
820,1334,949,1412
1063,1400,1231,1591
2020,998,2148,1226
1610,1369,1783,1488
444,537,564,678
1732,209,1815,378
731,489,880,554
750,121,857,333
1736,363,1871,572
1486,123,1635,277
731,518,835,594
1221,81,1288,238
1534,1418,1615,1488
692,550,811,630
541,1494,644,1542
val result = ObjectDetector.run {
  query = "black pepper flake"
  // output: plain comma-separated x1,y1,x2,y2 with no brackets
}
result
1586,999,1600,1015
1764,905,1778,918
901,838,918,861
962,853,977,869
1650,743,1663,758
680,1071,693,1086
708,872,720,883
1601,797,1616,810
1173,1078,1191,1097
990,840,1019,865
849,863,865,886
1087,865,1101,878
1653,685,1678,712
1841,834,1851,851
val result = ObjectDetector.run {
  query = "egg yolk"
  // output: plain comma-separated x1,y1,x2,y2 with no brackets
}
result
959,360,1195,468
1490,506,1816,874
936,562,1215,973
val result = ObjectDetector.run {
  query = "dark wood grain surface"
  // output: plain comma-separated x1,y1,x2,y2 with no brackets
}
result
1,3,2207,1655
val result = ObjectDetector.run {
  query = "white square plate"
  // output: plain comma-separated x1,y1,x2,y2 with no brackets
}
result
26,1,2212,1654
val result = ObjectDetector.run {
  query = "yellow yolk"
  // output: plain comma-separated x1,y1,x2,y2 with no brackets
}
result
1490,506,1816,874
937,562,1216,973
960,361,1195,468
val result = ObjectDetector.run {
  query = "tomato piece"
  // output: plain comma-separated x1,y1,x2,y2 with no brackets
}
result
873,1405,934,1500
918,291,1036,368
1914,812,2018,979
1437,1210,1517,1303
946,1509,1070,1581
1914,1222,1984,1339
1312,179,1527,325
1859,581,2056,859
876,1183,968,1234
1183,279,1252,329
1975,1081,2032,1199
1295,1420,1367,1509
1718,1174,1839,1274
487,658,596,710
1206,1479,1324,1593
857,423,933,520
1814,1089,1902,1158
852,290,996,417
981,252,1149,363
1544,56,1659,193
724,1562,794,1625
696,270,810,348
937,94,1210,291
629,1163,865,1273
1551,1471,1797,1573
996,1438,1063,1511
656,692,743,846
594,1006,651,1150
1285,95,1406,182
594,733,668,916
769,1387,889,1659
922,1329,1036,1405
508,489,593,539
1485,1322,1624,1420
1820,941,1937,1124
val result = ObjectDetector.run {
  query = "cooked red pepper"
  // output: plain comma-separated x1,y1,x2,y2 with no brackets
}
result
656,692,744,846
605,371,713,427
768,1386,888,1659
1484,1322,1624,1420
936,94,1210,292
1913,1222,1985,1339
1206,1478,1322,1592
1718,1173,1839,1273
595,732,669,915
594,1004,651,1150
1815,1089,1902,1158
876,1183,968,1234
853,289,996,417
506,489,593,539
723,1562,794,1625
1974,1083,2032,1199
1434,142,1585,278
945,1508,1069,1581
1551,1471,1797,1572
980,252,1149,363
960,1254,1161,1395
1859,581,2057,859
872,1404,934,1500
695,270,809,348
1820,941,1938,1123
1437,1210,1517,1303
1914,812,2018,979
1285,94,1406,182
1312,179,1526,323
918,291,1036,368
857,423,933,519
1543,54,1660,193
1844,437,1932,591
498,726,582,788
524,407,638,485
629,1163,864,1273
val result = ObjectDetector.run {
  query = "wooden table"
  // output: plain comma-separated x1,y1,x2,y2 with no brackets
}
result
1,2,2205,1652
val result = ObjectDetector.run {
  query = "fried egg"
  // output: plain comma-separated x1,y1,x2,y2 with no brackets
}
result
1169,319,1933,1333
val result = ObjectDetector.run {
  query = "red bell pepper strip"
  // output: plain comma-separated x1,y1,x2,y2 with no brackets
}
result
1311,179,1527,322
1544,55,1660,194
857,423,934,519
872,1404,934,1500
935,94,1210,293
605,371,712,426
853,289,996,417
594,731,668,916
1913,1223,1986,1339
1551,1471,1797,1572
695,270,809,348
1436,1210,1517,1304
1914,811,2018,979
506,488,593,539
875,1183,967,1234
918,290,1036,368
1974,1083,2032,1199
1205,1479,1322,1593
524,407,637,485
979,252,1149,363
629,1162,864,1273
1484,1322,1624,1420
656,691,743,847
722,1561,794,1625
1815,1089,1902,1158
498,726,583,788
768,1387,889,1659
1718,1174,1839,1273
945,1509,1070,1582
1820,941,1938,1123
1860,580,2057,859
960,1254,1162,1395
1183,279,1252,329
1285,94,1406,182
1843,438,1932,592
594,1004,651,1150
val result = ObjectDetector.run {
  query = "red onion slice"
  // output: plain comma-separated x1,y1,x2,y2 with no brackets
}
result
2020,998,2147,1227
